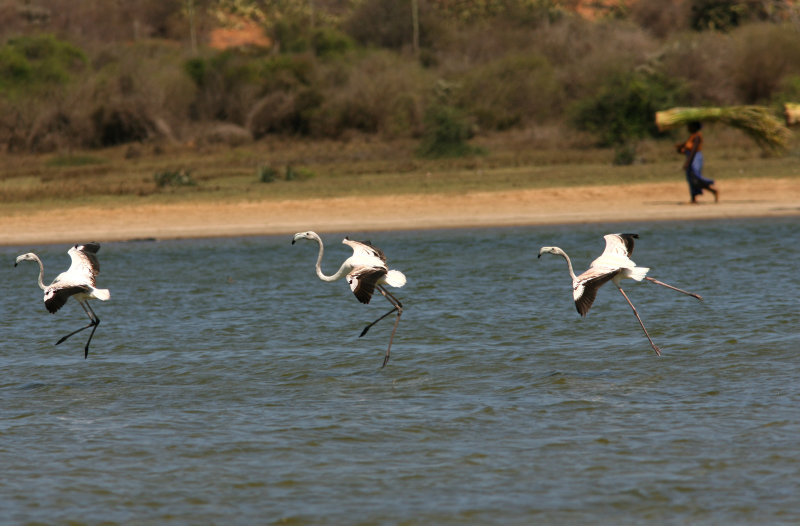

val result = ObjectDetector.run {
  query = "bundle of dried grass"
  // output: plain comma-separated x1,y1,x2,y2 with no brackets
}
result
784,103,800,126
655,106,791,152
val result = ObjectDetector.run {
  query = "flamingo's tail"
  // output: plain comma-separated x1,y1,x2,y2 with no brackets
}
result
91,287,111,301
626,266,650,282
384,270,407,288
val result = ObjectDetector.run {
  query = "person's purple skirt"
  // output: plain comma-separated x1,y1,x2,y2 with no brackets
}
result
685,151,714,198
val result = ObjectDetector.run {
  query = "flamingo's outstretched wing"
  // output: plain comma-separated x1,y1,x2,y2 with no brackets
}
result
347,266,388,304
573,267,620,317
44,285,90,314
66,242,101,286
601,233,638,259
343,238,387,264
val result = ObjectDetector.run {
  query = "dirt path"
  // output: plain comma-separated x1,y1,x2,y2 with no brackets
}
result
1,178,798,246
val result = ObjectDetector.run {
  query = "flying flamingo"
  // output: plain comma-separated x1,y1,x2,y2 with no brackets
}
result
292,231,406,367
15,242,111,358
538,233,702,356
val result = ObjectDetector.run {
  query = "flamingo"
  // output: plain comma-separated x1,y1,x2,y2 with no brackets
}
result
15,242,111,358
538,233,702,356
292,231,406,367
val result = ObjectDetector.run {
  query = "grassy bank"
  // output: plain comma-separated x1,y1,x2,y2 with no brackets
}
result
1,130,798,215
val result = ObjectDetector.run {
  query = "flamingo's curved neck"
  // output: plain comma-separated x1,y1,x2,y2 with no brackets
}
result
312,235,349,282
29,255,48,291
556,248,578,282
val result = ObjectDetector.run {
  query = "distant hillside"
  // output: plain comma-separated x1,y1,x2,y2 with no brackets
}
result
1,0,798,154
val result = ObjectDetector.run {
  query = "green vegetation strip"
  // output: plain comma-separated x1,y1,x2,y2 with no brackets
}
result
1,141,798,214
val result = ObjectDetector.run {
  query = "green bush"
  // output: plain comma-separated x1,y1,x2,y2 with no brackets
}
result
0,47,33,89
91,105,152,147
258,165,278,183
455,52,561,130
183,58,207,88
308,51,431,139
273,19,311,54
0,35,86,95
344,0,415,50
186,50,316,123
569,71,686,147
257,55,314,90
612,143,638,166
727,23,800,103
774,75,800,106
312,28,355,58
688,0,769,31
416,103,483,158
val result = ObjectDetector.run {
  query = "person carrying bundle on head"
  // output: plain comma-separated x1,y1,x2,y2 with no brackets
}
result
676,121,719,204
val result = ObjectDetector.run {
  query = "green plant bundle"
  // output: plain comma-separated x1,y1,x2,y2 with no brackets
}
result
785,103,799,125
655,106,791,151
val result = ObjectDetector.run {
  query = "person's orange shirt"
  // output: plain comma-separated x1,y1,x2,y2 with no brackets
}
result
682,131,703,152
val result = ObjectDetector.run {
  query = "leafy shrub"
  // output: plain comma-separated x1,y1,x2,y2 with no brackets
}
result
184,51,261,122
154,169,196,188
183,57,207,88
272,18,311,54
344,0,415,50
247,91,298,137
186,51,314,123
774,75,800,106
416,103,483,158
455,52,561,130
612,143,638,166
91,105,153,147
630,0,690,38
688,0,770,31
660,23,800,107
0,47,32,90
657,31,736,105
257,55,315,90
258,165,278,183
569,71,686,147
309,51,431,139
311,28,354,58
532,18,659,103
726,23,800,103
0,34,86,95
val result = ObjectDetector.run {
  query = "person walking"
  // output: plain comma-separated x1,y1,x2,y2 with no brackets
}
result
676,121,719,204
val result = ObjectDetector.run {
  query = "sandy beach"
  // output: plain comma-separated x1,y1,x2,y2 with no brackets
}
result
1,177,798,246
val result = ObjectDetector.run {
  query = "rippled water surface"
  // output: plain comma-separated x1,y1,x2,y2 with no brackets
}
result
2,218,799,524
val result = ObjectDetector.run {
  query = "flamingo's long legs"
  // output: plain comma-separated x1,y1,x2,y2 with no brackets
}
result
644,276,703,301
55,300,100,359
359,285,403,368
616,286,661,357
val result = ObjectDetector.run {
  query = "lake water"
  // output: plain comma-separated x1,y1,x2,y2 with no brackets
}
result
1,218,799,524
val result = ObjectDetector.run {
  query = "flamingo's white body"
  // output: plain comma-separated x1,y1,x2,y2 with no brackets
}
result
15,242,110,358
539,233,702,356
292,231,406,367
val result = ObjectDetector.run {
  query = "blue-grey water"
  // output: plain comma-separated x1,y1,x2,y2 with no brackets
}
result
1,218,798,525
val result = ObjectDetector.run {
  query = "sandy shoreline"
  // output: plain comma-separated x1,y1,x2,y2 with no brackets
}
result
1,177,798,246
